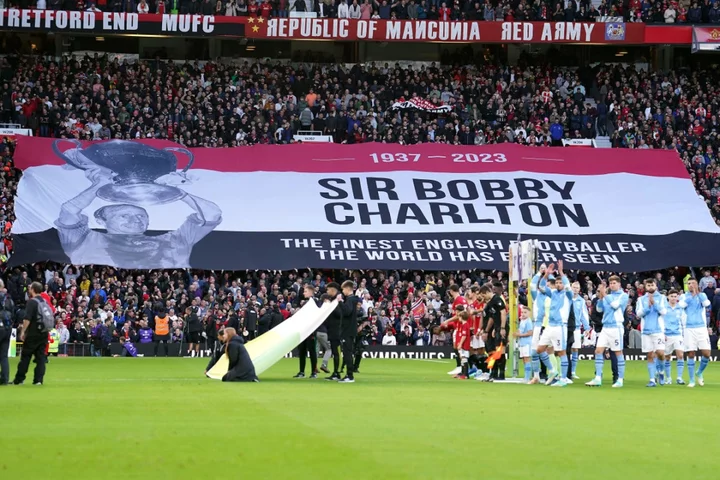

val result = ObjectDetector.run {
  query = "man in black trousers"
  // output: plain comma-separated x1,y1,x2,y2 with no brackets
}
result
293,284,319,379
339,280,360,383
13,282,50,386
324,282,343,381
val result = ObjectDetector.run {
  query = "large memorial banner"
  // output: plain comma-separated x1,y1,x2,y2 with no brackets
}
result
11,137,720,271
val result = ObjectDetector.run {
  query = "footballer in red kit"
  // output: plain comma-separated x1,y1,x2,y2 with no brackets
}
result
436,310,472,379
446,284,466,375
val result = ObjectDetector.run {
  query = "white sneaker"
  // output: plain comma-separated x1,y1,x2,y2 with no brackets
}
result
544,372,558,386
611,379,624,388
572,373,580,380
688,382,695,388
697,375,704,387
447,367,462,376
564,377,574,385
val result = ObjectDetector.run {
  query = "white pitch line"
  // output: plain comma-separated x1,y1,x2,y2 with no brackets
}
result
521,157,565,162
415,359,450,364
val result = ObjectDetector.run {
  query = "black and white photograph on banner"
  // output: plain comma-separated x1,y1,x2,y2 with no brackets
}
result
20,139,223,269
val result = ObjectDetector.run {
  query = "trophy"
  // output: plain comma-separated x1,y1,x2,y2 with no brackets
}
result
53,139,194,206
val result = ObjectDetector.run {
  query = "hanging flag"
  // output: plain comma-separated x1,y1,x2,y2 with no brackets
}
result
391,97,452,113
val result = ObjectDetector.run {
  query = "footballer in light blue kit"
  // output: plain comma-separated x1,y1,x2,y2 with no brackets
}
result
681,278,712,388
663,288,686,385
586,275,628,388
514,305,534,383
529,264,549,384
537,260,573,387
570,281,590,380
635,278,667,387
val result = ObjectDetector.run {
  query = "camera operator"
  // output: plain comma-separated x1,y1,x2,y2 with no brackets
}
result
354,315,373,374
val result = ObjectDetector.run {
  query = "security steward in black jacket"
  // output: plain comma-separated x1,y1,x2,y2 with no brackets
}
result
293,284,319,379
324,282,343,381
339,280,360,383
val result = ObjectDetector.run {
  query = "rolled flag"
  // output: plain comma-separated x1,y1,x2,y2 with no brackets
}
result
390,97,452,113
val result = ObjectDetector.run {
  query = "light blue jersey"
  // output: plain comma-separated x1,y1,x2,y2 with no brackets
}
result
530,272,547,328
681,292,710,329
538,276,572,327
518,318,533,347
572,295,590,331
636,292,667,335
596,289,629,327
664,302,686,337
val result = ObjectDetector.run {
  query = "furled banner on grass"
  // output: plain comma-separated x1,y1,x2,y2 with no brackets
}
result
11,137,720,271
391,98,451,114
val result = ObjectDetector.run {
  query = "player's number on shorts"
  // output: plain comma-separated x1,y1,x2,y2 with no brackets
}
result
658,338,663,345
614,340,619,346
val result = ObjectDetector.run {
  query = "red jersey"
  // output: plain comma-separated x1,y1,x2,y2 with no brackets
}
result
40,292,56,314
451,295,467,315
447,320,471,351
468,299,483,334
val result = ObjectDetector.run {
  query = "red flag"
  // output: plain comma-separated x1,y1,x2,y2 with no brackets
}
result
411,299,426,320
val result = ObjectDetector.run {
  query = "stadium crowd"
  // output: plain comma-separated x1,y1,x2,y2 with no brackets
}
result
2,54,720,223
1,53,720,355
7,0,720,24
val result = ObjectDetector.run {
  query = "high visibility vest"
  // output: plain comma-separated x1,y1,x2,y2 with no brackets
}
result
155,316,170,336
49,329,60,353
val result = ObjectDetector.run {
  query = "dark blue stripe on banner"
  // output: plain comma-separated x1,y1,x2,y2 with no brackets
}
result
10,229,720,271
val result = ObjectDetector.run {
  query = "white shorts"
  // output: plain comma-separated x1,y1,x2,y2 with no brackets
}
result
530,326,542,351
641,333,665,353
458,349,469,359
470,335,485,350
596,326,624,352
665,335,684,354
538,325,566,351
684,327,710,352
519,345,531,358
572,330,582,349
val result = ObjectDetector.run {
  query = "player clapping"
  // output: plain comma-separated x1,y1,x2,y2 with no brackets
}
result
682,279,712,388
636,278,668,387
663,289,686,385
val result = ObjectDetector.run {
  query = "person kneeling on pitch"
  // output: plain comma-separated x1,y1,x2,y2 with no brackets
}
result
205,329,227,375
220,328,258,383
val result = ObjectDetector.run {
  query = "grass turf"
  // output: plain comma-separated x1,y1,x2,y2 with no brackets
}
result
1,357,716,480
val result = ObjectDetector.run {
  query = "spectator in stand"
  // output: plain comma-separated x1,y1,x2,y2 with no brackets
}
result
137,0,149,12
338,0,349,17
382,328,397,346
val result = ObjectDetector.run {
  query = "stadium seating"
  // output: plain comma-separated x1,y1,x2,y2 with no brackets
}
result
1,53,719,347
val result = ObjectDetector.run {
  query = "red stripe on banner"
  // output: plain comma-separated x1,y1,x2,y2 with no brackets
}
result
14,137,689,178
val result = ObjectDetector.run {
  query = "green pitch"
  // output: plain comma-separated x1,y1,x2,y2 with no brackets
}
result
2,357,716,480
